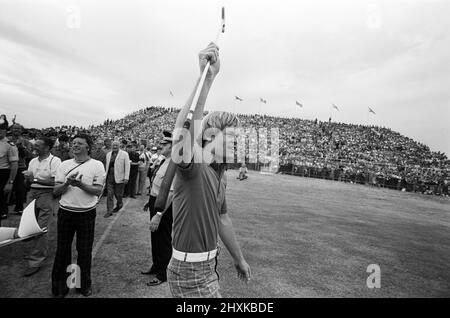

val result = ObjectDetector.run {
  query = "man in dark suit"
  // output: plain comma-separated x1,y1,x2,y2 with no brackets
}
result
124,143,139,198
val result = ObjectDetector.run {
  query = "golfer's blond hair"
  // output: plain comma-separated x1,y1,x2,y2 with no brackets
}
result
199,111,240,144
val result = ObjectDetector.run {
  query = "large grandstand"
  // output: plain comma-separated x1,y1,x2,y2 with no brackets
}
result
35,106,449,196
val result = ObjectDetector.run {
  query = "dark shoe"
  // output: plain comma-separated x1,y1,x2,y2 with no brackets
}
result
104,212,113,218
112,205,123,213
130,196,137,199
136,193,142,196
23,267,40,277
52,283,69,297
76,287,92,297
146,276,166,286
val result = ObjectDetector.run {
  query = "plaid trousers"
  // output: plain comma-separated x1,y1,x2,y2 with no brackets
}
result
51,208,96,295
167,257,221,298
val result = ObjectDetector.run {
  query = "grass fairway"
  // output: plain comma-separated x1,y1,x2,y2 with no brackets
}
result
1,171,449,297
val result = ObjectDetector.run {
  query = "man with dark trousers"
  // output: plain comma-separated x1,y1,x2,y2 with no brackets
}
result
51,134,106,297
124,144,139,198
141,131,173,286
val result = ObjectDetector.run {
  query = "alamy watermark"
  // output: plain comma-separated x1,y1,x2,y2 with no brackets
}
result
66,264,81,288
366,264,381,289
66,5,81,29
170,120,280,172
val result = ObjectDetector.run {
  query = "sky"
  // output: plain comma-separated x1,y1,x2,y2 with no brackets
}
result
0,0,449,155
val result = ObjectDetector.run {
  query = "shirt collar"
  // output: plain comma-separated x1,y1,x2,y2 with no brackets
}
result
38,154,53,162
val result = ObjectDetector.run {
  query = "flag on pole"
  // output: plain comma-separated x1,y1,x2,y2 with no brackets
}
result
296,101,303,108
235,96,243,101
259,98,267,104
368,107,376,115
169,90,174,97
332,103,340,111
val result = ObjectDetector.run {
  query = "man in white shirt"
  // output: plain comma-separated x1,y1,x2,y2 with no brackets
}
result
22,136,61,277
51,134,106,298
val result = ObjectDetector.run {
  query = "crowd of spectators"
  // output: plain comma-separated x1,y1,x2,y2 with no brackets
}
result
3,106,449,198
237,114,449,195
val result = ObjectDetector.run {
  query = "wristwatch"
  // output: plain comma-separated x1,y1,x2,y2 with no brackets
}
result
156,212,163,217
8,180,14,184
33,178,38,183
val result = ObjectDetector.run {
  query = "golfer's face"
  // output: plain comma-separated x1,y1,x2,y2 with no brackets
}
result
112,142,120,152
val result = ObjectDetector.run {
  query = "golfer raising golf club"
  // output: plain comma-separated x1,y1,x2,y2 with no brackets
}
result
166,40,251,298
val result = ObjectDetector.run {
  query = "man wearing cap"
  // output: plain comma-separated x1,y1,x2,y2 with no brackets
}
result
22,136,61,277
0,119,18,222
104,141,130,218
141,131,174,286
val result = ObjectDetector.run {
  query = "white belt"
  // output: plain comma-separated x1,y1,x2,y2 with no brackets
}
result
172,248,218,263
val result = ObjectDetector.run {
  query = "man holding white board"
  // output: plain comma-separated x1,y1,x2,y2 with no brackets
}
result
22,136,61,277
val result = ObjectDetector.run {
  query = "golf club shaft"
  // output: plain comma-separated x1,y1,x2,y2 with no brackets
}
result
154,8,225,213
189,8,225,120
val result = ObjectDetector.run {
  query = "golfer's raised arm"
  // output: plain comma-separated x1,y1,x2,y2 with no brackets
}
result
173,43,220,162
